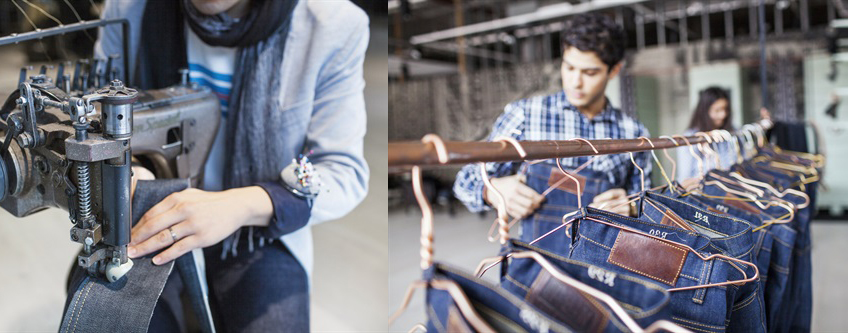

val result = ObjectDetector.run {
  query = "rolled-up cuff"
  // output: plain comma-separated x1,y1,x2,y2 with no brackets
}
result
254,182,312,238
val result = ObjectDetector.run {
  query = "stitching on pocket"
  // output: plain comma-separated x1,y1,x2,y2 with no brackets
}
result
607,231,687,286
731,290,760,312
503,275,530,293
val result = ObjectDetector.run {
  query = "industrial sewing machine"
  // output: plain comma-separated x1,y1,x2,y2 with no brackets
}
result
0,20,219,283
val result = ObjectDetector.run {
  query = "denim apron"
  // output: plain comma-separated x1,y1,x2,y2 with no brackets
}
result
521,162,615,256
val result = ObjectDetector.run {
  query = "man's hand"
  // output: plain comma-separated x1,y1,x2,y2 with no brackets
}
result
589,188,630,216
485,174,544,219
127,186,273,265
130,166,156,199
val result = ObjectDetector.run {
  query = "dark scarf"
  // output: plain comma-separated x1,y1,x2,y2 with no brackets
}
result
136,0,298,188
136,0,299,257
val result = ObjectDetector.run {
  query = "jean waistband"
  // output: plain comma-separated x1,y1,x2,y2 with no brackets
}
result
424,263,572,333
701,183,800,231
576,206,712,251
640,191,755,260
569,208,749,324
504,240,671,324
671,190,764,226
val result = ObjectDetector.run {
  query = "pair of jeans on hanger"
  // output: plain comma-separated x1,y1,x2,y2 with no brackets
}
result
424,241,675,333
704,163,816,333
635,191,766,333
565,207,757,333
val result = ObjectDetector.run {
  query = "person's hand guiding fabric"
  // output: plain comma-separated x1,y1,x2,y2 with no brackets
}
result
127,186,274,265
484,174,545,219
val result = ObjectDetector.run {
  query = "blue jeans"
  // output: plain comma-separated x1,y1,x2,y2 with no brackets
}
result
424,263,573,332
667,189,774,289
636,191,766,333
501,240,672,332
522,163,615,255
566,207,754,333
667,188,796,333
706,166,812,333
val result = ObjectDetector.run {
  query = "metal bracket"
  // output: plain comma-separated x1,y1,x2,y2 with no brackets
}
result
175,118,196,178
71,224,102,245
64,134,126,162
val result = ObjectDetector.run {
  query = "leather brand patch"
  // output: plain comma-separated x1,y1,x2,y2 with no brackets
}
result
608,230,688,286
659,208,695,231
526,269,608,333
722,194,762,214
548,169,587,195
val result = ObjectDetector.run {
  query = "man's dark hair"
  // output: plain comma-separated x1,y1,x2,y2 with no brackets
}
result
560,13,625,70
688,86,733,131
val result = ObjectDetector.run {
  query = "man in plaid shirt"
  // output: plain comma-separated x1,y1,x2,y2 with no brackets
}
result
454,13,652,221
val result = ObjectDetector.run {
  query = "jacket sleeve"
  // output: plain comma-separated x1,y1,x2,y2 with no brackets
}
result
278,11,370,228
452,102,527,213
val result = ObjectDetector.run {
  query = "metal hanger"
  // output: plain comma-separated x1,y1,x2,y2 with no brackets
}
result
658,136,679,185
474,159,691,333
483,138,600,242
672,134,705,179
554,210,760,292
390,136,498,332
728,171,810,209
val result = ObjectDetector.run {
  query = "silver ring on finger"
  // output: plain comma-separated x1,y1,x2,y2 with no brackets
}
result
168,227,178,244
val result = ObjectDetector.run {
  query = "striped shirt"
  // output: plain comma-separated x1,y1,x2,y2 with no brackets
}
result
186,24,235,191
453,90,653,213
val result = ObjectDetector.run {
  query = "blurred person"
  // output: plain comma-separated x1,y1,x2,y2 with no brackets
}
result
677,87,736,187
453,13,653,245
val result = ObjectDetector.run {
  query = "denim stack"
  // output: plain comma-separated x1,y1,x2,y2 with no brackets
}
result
420,145,819,332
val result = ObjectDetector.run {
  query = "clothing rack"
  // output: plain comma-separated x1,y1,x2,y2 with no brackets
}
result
388,119,773,169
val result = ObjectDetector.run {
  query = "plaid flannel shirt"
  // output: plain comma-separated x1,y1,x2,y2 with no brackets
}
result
453,91,653,213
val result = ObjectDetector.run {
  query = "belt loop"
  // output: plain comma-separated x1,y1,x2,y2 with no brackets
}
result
692,258,714,304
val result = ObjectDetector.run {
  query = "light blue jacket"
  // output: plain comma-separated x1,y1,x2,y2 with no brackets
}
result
95,0,371,279
676,129,740,181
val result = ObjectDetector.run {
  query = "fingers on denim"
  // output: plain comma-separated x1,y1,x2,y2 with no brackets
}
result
521,163,615,255
61,180,190,333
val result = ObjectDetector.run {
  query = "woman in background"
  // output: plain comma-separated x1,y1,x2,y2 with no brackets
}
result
677,86,738,184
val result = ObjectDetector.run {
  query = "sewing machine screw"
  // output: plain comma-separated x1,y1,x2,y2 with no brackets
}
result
15,97,26,106
71,233,79,241
85,237,93,246
34,156,49,175
17,133,33,147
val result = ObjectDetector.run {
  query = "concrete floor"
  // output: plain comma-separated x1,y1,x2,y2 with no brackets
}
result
0,17,387,333
388,209,848,332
